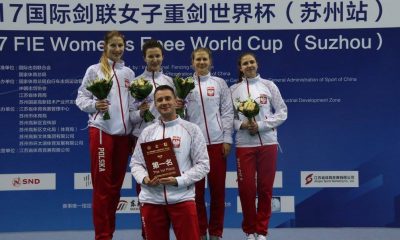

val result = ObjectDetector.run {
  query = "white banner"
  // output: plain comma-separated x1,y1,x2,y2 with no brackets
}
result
0,0,398,30
74,172,133,189
0,173,56,191
301,171,359,188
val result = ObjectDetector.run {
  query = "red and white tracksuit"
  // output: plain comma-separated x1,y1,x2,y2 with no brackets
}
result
76,59,135,240
130,117,210,240
230,75,287,236
185,73,234,237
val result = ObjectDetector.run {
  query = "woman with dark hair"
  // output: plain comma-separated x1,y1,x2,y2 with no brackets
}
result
230,52,287,240
131,39,174,136
76,31,135,240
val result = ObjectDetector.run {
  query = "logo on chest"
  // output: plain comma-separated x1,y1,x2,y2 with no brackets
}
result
172,136,181,148
259,94,268,104
207,86,215,96
125,79,130,88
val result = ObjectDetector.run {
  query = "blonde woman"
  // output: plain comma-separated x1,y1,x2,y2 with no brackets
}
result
76,31,135,240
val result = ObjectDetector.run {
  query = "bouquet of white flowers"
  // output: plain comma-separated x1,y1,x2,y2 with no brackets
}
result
173,75,195,118
129,78,155,122
86,76,113,120
235,97,260,123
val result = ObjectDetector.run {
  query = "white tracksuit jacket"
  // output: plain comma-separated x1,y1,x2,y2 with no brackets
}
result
130,117,210,204
131,69,174,137
230,75,288,147
185,73,234,145
75,59,135,136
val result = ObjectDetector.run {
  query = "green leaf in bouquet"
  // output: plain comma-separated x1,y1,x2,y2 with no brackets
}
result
103,111,111,120
143,110,155,122
176,108,185,118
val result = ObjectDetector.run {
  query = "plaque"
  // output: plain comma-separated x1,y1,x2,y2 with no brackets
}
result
140,138,181,179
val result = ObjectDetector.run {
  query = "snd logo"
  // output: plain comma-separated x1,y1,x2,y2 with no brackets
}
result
12,177,41,187
12,177,21,187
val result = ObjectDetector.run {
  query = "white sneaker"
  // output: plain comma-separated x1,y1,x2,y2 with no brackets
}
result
257,234,267,240
246,234,256,240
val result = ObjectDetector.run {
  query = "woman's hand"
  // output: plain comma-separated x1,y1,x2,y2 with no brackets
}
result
222,143,231,158
176,98,184,109
247,121,259,135
138,102,150,117
95,99,109,112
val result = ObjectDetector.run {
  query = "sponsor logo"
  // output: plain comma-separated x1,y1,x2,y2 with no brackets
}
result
83,174,91,187
12,177,22,187
74,173,132,189
207,86,215,96
172,136,181,148
305,173,313,185
237,196,295,213
301,171,359,188
259,94,268,104
12,177,41,186
125,79,130,88
98,147,106,172
116,197,140,214
0,174,56,191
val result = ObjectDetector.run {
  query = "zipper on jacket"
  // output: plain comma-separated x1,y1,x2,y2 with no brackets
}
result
93,112,100,120
152,71,156,87
161,121,169,204
246,79,263,146
197,76,211,144
113,62,127,134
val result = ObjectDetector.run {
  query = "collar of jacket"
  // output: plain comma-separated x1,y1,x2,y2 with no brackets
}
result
107,58,125,69
245,74,261,83
158,115,181,127
143,69,163,78
193,72,211,81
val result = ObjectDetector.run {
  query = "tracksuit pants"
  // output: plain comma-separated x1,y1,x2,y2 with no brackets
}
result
141,201,200,240
195,143,227,237
89,127,131,240
236,144,278,236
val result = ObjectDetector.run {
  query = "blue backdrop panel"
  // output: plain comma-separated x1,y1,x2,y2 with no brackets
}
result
1,1,400,231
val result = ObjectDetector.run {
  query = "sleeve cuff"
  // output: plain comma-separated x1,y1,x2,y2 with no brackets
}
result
90,101,97,112
234,119,243,131
175,176,185,187
130,110,142,124
223,135,233,144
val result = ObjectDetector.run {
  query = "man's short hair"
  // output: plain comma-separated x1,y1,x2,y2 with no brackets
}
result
154,85,176,98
